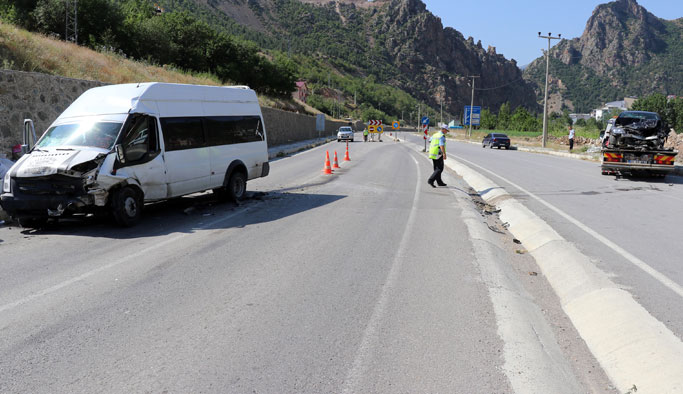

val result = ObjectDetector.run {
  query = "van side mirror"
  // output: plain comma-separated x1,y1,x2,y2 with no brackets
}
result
23,119,37,150
116,144,126,164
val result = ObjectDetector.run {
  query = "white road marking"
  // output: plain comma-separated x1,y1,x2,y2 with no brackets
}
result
341,154,421,394
0,208,254,314
457,156,683,299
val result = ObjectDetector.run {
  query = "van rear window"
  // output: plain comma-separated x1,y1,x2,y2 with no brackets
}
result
205,116,264,145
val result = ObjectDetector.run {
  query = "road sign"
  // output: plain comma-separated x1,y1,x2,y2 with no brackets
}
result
316,114,325,132
368,120,382,126
464,106,481,126
376,125,383,133
421,116,429,126
392,121,400,129
368,125,376,133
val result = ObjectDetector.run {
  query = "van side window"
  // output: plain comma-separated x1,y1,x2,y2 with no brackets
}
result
205,116,264,146
160,117,205,151
122,115,158,162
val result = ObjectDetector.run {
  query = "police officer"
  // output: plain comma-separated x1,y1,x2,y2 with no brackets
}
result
427,123,448,187
363,128,368,142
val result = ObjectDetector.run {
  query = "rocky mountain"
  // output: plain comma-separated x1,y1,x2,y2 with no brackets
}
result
523,0,683,113
169,0,539,116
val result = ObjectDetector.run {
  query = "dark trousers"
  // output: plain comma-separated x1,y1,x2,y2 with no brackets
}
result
428,157,444,185
569,138,574,150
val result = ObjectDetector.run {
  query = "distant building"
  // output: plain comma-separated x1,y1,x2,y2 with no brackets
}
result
624,96,637,109
592,99,628,120
569,113,591,124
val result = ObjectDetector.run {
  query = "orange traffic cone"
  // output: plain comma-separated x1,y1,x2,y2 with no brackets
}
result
343,143,351,161
333,151,341,169
322,151,333,174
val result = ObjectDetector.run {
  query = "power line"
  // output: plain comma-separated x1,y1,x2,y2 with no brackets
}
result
474,77,526,91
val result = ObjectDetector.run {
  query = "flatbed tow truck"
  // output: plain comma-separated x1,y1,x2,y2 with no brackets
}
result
600,110,678,176
601,148,677,176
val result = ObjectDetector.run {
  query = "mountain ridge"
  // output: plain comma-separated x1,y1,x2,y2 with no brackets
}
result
523,0,682,113
177,0,539,116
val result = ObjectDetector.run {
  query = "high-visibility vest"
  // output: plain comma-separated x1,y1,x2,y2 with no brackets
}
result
363,129,369,136
429,131,445,159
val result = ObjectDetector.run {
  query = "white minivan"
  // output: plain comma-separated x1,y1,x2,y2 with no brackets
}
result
1,83,269,227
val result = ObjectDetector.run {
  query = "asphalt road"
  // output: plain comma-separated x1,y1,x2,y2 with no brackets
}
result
0,136,615,393
403,131,683,345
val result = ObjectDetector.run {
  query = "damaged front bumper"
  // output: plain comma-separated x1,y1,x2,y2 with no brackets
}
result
0,175,108,219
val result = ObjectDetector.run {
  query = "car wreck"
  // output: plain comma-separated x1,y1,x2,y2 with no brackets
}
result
606,111,670,151
601,111,678,176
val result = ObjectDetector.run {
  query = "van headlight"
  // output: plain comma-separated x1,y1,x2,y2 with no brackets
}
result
2,172,10,193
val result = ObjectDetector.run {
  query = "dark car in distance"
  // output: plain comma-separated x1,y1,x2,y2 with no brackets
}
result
482,133,510,149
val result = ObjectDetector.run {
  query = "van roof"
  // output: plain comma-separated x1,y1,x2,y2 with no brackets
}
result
57,83,260,120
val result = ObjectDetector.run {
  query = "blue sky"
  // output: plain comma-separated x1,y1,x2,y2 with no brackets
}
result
421,0,683,67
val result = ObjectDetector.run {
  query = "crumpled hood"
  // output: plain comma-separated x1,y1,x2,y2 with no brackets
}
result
13,148,106,178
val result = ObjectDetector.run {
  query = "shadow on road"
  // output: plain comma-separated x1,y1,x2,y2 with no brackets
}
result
606,172,683,185
15,190,345,240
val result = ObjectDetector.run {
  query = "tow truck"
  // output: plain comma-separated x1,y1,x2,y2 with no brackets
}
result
601,111,678,176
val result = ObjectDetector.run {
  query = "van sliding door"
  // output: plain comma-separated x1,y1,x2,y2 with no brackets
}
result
160,117,211,197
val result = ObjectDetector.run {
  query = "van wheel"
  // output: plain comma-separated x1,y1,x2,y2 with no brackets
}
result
111,186,142,227
227,171,247,202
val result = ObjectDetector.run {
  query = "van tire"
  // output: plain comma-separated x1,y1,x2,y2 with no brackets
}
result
112,186,142,227
227,171,247,202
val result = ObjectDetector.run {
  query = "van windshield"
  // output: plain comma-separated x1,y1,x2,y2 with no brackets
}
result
35,121,123,150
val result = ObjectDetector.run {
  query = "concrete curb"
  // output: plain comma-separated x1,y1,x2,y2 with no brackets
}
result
457,198,582,393
401,136,683,393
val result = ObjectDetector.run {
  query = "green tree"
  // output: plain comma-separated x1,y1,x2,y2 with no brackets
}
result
672,98,683,133
586,117,602,131
480,108,497,130
510,107,539,131
497,102,511,130
0,0,37,26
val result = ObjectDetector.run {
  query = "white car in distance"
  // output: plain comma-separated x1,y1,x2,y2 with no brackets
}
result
337,126,354,142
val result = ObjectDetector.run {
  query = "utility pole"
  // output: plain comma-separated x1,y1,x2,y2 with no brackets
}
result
440,99,443,125
65,0,78,44
538,32,561,148
417,104,420,131
467,75,479,138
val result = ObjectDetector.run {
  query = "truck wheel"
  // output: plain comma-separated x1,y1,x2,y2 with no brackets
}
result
111,186,142,227
227,171,246,202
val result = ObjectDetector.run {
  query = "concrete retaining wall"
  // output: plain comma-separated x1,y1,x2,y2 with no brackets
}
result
261,107,361,146
0,69,363,158
0,70,104,158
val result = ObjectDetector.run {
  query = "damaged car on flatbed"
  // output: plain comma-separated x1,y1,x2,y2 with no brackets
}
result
1,83,270,228
601,110,678,176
